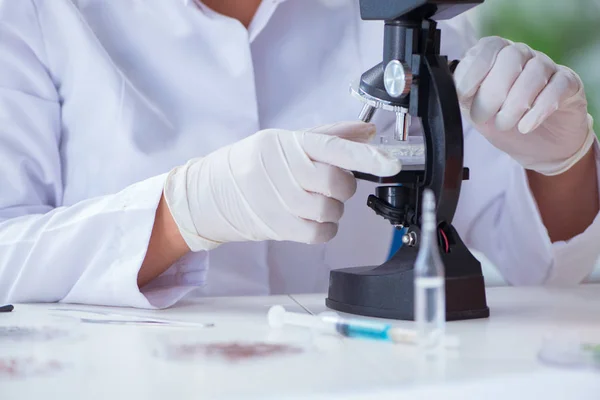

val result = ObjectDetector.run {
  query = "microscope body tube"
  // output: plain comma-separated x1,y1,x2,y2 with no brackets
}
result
385,21,416,142
383,21,412,67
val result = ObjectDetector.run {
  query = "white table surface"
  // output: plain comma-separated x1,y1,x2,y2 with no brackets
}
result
1,285,599,400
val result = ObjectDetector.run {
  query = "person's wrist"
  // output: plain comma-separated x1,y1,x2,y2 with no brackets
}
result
526,143,599,242
156,193,190,254
528,118,596,177
527,145,596,186
137,193,190,288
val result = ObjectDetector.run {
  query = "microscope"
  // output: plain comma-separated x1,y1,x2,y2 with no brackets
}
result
326,0,490,321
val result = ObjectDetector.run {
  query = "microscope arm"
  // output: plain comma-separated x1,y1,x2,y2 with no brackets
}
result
418,51,465,225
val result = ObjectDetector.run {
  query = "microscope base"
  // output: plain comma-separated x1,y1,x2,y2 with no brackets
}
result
326,240,490,321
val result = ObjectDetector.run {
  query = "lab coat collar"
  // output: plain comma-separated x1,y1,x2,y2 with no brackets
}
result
187,0,290,43
184,0,289,7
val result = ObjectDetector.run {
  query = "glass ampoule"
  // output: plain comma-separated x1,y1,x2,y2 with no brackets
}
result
414,189,446,352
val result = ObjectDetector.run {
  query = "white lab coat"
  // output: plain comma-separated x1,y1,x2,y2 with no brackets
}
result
1,0,599,308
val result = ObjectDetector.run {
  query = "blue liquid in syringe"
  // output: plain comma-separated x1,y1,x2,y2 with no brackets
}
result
335,321,392,341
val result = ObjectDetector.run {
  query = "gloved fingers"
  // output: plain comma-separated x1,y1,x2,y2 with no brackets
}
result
518,67,581,134
470,42,535,125
455,36,512,108
297,162,357,202
235,132,328,229
249,135,346,224
303,121,377,143
298,132,402,177
291,219,339,244
495,51,557,132
293,193,345,223
278,132,358,201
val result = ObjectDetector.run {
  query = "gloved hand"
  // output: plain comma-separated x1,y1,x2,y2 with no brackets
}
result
164,122,402,251
454,36,595,176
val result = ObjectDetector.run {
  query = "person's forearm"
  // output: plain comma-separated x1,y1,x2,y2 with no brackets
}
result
527,147,599,243
137,194,190,288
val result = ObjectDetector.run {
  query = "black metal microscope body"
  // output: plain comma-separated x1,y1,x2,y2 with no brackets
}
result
326,0,490,321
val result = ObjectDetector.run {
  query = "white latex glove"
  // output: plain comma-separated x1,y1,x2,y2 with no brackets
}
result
455,36,596,176
164,122,402,251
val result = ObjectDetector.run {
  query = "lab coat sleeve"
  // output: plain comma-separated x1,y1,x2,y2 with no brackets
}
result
0,0,206,308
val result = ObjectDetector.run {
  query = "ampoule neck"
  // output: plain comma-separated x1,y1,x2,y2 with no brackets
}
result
415,223,444,276
419,222,439,248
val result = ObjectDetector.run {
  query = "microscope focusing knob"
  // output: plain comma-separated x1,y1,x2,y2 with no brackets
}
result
383,60,412,98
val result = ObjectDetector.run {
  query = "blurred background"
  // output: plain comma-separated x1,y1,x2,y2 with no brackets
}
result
467,0,600,134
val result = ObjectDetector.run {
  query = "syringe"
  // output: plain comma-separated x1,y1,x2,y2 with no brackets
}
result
267,305,459,347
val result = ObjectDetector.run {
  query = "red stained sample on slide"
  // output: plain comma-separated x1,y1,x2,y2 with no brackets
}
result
163,342,303,363
0,357,64,380
204,342,303,362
